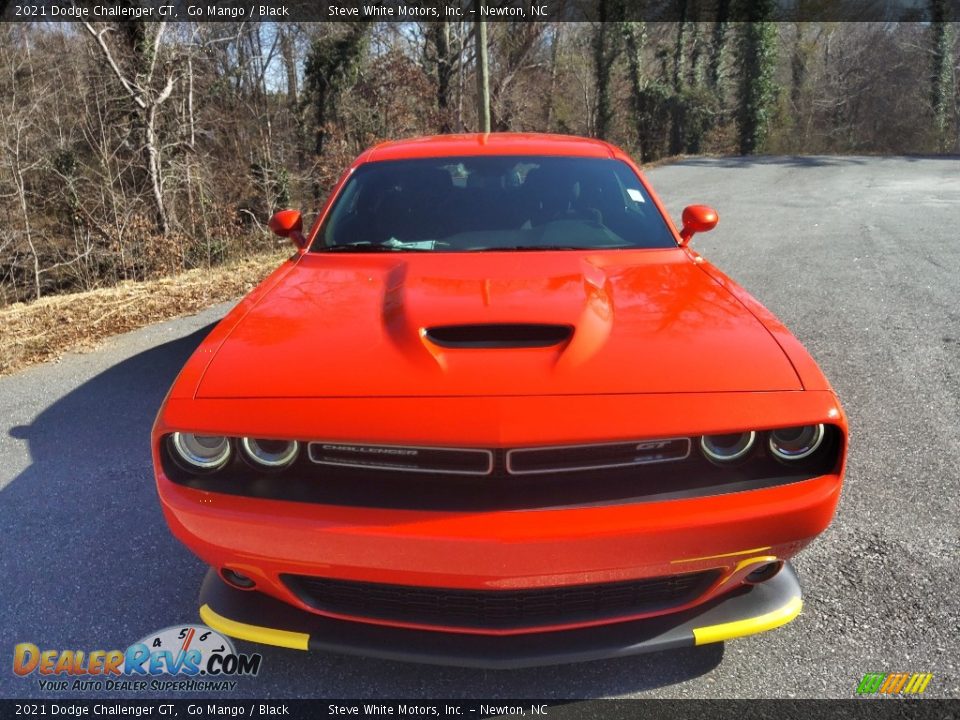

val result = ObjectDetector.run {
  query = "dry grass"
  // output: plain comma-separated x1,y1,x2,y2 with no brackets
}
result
0,250,289,377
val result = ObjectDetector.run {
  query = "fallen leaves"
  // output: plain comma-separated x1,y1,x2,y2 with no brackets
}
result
0,251,288,376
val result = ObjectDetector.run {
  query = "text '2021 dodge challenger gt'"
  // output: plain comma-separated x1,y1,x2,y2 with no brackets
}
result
152,133,847,668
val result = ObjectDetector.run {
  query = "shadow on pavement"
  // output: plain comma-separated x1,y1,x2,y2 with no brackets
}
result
1,325,723,699
1,325,216,698
669,155,869,168
667,154,960,169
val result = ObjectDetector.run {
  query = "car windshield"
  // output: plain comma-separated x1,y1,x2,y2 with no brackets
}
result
313,156,676,252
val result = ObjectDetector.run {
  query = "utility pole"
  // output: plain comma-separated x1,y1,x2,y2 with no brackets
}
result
474,2,491,132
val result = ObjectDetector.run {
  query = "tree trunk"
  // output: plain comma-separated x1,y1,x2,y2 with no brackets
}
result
305,23,368,200
428,22,455,132
707,0,730,99
145,104,168,235
279,26,300,110
81,21,173,236
735,1,778,154
622,21,651,160
672,4,688,92
669,16,688,156
456,22,466,130
14,164,40,300
929,0,956,151
688,20,705,87
474,12,491,132
592,0,621,139
546,25,563,129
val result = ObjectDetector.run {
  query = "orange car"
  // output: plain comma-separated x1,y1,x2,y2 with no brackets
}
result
152,134,847,667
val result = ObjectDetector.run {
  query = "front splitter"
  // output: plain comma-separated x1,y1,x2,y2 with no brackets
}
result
197,565,802,669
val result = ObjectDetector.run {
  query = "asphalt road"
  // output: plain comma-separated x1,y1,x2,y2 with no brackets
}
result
1,156,958,700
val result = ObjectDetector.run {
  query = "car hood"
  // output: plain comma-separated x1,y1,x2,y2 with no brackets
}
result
195,250,801,399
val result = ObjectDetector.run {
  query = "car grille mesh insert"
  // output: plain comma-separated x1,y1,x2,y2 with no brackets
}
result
307,438,688,476
507,438,690,474
283,570,718,630
308,443,493,475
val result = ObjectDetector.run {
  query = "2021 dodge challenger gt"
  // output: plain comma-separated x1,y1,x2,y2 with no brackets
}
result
152,133,847,667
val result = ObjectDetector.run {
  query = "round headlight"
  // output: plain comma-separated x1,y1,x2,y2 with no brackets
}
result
240,437,299,469
768,424,825,462
170,433,231,471
700,431,756,464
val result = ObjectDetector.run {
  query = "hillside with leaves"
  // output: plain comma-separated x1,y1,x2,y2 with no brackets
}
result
0,18,957,305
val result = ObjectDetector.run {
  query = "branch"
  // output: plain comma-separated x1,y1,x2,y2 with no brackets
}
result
155,73,175,105
148,22,167,82
37,247,93,276
81,21,147,109
238,208,266,234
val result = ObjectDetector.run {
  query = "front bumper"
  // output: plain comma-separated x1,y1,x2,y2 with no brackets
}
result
158,469,838,629
156,391,845,635
198,563,803,668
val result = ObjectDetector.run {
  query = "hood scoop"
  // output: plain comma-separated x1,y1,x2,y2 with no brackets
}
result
424,323,573,349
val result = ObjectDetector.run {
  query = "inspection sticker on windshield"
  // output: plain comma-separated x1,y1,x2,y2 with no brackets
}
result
626,188,645,203
384,238,436,249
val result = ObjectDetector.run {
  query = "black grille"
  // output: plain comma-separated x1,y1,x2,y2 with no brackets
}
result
283,571,719,630
165,427,842,512
507,438,690,474
308,443,492,475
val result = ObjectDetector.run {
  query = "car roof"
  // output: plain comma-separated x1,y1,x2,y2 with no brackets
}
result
360,133,626,164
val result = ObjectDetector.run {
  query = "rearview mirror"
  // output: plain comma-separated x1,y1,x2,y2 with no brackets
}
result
679,205,719,246
268,209,307,250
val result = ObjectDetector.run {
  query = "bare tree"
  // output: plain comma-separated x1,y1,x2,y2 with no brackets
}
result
425,21,460,132
81,21,176,235
0,66,46,299
0,20,957,306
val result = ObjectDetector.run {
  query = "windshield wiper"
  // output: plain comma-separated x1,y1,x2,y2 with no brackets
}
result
469,245,614,252
318,243,432,253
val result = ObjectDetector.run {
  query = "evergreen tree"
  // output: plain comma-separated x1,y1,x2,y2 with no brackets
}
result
734,0,779,154
304,24,368,199
593,0,623,139
929,0,956,150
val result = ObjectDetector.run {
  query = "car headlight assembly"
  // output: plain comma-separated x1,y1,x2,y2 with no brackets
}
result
240,437,300,470
768,424,825,463
169,432,232,472
699,431,756,465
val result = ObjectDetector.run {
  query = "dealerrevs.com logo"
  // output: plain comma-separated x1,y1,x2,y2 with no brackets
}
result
13,625,262,692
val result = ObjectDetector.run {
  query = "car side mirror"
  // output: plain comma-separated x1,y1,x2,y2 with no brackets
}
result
268,209,308,250
679,205,719,246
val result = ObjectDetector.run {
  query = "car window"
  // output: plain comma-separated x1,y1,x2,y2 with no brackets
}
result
313,156,676,252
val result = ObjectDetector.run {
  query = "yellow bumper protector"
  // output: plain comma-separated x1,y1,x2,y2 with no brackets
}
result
692,595,802,646
200,604,309,651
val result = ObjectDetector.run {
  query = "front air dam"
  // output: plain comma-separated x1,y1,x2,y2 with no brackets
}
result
197,563,804,669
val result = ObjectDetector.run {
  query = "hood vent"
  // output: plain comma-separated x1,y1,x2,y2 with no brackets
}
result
424,323,573,349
